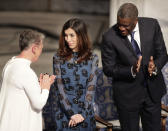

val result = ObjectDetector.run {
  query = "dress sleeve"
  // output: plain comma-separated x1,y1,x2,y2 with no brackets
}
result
53,54,78,118
80,54,99,119
85,54,99,108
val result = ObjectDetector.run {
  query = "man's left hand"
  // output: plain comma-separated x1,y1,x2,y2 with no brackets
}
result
148,56,157,76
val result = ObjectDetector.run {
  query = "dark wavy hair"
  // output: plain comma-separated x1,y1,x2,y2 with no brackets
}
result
58,18,92,63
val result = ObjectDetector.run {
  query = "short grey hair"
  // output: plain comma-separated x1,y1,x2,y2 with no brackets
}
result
19,30,45,51
117,3,138,19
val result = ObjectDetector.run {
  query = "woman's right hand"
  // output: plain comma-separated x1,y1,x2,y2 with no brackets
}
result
69,114,84,127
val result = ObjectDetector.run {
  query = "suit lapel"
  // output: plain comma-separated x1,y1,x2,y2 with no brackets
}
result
138,18,146,58
121,35,138,58
120,18,146,59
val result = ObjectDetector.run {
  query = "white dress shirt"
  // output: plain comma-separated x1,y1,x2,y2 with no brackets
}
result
127,22,141,51
128,22,141,77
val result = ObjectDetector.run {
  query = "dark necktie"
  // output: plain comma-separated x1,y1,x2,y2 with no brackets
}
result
130,31,141,57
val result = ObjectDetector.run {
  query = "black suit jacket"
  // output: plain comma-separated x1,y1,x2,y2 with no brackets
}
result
101,17,168,109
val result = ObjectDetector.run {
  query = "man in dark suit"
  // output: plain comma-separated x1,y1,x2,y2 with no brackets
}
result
101,3,168,131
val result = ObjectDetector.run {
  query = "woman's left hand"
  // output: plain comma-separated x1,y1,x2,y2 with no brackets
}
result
69,114,84,127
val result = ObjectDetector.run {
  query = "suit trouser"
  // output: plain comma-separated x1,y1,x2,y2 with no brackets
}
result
118,87,161,131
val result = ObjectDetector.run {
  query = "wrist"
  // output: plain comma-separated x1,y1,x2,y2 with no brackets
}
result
152,67,157,76
131,66,136,78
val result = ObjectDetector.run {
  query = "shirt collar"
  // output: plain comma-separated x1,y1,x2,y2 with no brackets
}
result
133,22,139,33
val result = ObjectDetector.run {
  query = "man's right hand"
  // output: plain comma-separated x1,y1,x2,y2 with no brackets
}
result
132,56,142,74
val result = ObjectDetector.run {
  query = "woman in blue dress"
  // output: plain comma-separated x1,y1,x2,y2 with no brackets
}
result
43,18,99,131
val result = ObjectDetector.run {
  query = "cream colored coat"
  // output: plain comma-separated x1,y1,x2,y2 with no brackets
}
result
0,57,49,131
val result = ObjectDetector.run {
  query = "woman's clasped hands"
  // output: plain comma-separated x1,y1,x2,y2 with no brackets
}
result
69,114,84,127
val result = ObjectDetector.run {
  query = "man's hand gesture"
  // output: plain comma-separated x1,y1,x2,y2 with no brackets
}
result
133,56,142,74
39,73,56,90
148,56,157,76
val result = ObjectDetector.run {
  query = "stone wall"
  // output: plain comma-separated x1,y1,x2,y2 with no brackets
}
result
0,0,109,15
0,0,48,11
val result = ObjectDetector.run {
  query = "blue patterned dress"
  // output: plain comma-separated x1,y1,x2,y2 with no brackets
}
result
43,52,99,131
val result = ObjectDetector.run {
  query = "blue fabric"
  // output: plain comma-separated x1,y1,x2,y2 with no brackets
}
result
94,68,118,121
161,62,168,130
131,32,141,57
43,53,99,131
